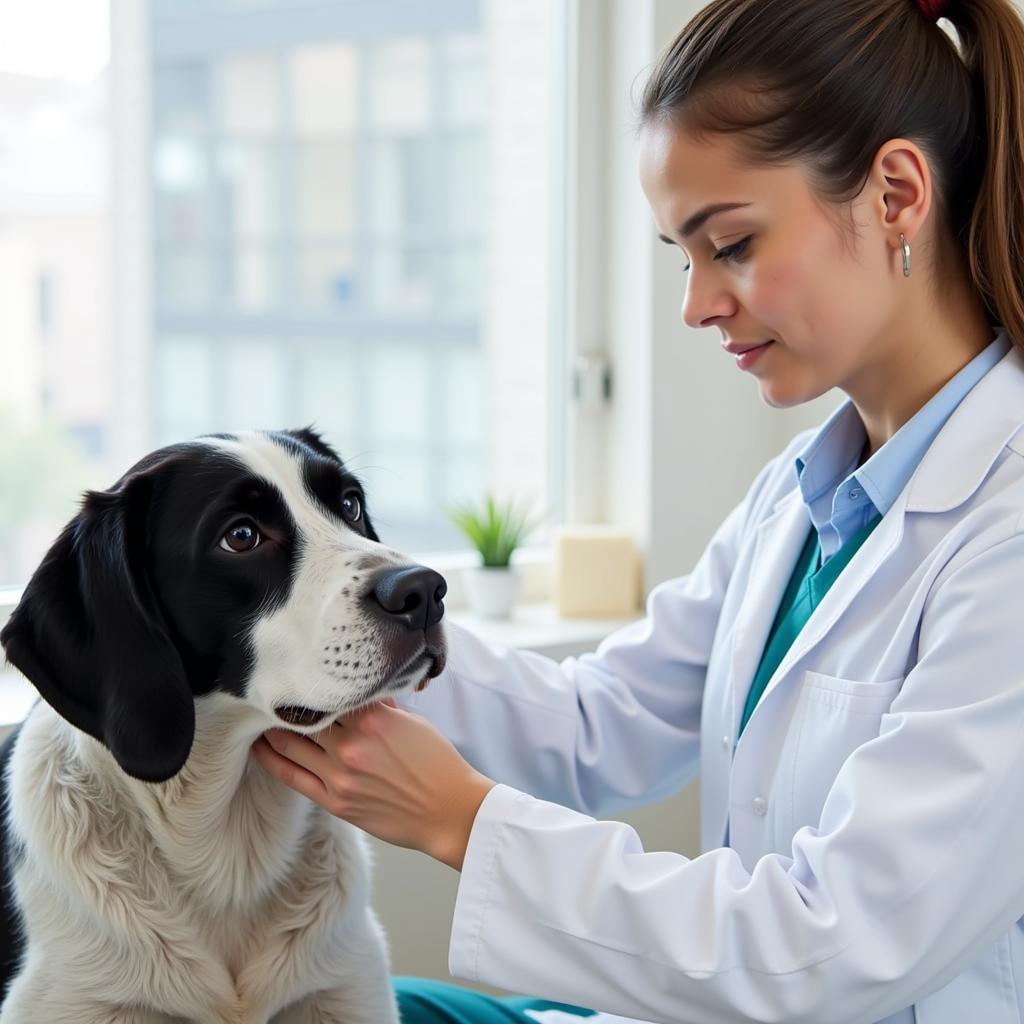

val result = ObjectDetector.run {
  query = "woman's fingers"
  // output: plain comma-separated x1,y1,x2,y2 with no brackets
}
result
251,735,332,805
270,727,335,766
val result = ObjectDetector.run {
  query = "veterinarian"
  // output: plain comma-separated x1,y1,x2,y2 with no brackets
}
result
252,0,1024,1020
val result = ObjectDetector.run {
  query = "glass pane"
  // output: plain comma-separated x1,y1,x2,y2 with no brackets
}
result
444,134,482,232
217,55,280,136
215,143,280,239
289,44,358,137
154,61,209,134
139,0,560,560
295,142,356,238
223,339,288,430
446,243,481,316
444,349,483,444
156,246,212,307
441,34,484,127
369,245,432,314
359,450,431,521
155,0,212,10
224,245,277,311
297,346,358,452
367,38,430,134
366,345,429,443
296,245,358,309
0,409,99,585
368,137,432,234
0,0,564,601
155,336,212,441
154,136,209,243
443,452,485,506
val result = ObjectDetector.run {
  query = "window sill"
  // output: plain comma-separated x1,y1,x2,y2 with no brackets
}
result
447,602,639,660
0,602,641,729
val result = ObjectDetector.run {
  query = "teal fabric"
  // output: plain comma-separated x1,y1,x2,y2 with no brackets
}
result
394,977,596,1022
738,512,883,738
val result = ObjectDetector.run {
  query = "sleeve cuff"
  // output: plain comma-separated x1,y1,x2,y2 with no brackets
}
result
448,782,531,982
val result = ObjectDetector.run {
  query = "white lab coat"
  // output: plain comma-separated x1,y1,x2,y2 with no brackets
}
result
401,344,1024,1024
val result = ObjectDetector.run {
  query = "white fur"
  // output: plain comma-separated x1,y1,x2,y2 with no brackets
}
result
0,433,431,1023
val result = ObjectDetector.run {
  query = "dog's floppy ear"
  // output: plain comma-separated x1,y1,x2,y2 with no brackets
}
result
0,461,194,783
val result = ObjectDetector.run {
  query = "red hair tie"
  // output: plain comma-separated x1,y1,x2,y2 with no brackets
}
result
916,0,949,21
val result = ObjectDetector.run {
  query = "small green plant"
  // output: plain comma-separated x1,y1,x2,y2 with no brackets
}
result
447,495,538,568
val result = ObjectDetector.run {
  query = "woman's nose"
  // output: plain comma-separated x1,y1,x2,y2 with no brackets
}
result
680,269,734,330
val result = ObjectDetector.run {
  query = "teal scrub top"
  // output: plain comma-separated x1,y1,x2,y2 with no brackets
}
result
738,511,883,739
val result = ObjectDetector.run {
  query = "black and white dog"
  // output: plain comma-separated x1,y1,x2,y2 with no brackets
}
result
0,427,446,1023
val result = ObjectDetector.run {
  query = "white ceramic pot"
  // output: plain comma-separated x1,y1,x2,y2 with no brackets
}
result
462,565,521,620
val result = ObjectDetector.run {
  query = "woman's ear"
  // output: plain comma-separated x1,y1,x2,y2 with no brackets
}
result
0,463,195,783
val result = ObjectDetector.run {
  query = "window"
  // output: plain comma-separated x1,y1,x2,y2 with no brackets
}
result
0,0,566,591
144,0,563,552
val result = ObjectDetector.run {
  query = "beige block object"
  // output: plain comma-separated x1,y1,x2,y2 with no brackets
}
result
554,526,641,618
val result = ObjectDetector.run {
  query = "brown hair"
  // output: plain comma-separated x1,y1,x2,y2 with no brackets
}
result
639,0,1024,350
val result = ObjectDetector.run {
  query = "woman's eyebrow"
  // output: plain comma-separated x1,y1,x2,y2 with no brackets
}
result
657,202,753,244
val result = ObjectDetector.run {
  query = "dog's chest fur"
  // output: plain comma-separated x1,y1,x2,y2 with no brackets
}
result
6,699,371,1013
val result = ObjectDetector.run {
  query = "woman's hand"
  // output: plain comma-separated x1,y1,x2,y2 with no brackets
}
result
250,699,496,871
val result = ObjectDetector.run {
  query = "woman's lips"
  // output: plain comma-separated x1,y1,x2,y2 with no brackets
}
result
734,341,774,370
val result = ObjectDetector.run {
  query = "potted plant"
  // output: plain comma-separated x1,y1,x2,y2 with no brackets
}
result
447,495,538,619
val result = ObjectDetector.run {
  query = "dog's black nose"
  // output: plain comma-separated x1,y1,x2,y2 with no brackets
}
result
371,566,446,630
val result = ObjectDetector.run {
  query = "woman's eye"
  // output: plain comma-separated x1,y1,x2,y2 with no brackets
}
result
713,235,752,263
679,236,751,273
219,520,261,553
341,492,363,524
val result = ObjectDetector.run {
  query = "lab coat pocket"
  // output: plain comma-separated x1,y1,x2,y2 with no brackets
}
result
776,670,905,841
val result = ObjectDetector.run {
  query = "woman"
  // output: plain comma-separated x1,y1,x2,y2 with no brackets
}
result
253,0,1024,1020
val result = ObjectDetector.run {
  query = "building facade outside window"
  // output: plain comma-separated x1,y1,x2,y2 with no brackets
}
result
143,0,564,553
0,0,565,591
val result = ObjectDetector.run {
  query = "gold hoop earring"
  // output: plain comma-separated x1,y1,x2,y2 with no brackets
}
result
900,232,912,278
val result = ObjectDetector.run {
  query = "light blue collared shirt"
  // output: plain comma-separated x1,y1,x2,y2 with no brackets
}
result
794,329,1012,564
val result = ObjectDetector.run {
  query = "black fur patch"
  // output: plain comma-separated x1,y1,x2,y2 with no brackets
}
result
268,428,379,542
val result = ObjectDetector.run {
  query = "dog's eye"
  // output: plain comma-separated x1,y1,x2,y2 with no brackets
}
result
219,520,262,553
341,491,363,524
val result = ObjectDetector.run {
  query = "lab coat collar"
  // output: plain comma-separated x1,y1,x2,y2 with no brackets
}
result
904,342,1024,513
769,342,1024,517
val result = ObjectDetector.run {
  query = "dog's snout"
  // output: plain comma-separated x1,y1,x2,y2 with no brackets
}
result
371,566,446,630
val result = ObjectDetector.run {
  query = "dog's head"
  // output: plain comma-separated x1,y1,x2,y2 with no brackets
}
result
0,427,447,783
